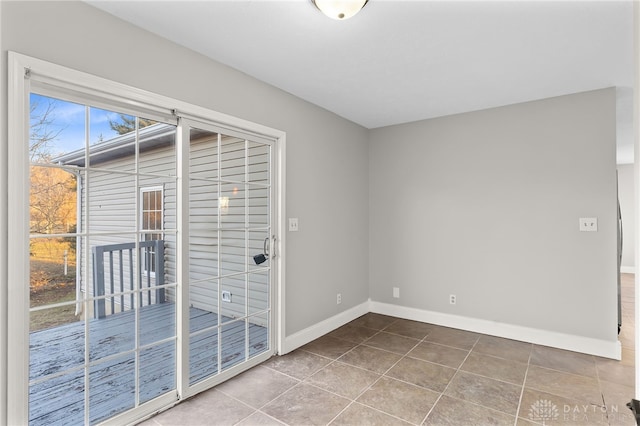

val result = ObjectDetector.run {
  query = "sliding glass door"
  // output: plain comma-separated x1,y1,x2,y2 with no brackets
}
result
8,53,279,425
185,122,273,390
27,92,179,424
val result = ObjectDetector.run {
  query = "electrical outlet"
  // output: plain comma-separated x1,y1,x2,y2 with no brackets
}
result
393,287,400,298
579,217,598,232
222,291,232,303
449,294,456,305
337,293,342,304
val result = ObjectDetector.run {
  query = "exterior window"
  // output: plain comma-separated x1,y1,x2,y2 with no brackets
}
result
141,186,163,274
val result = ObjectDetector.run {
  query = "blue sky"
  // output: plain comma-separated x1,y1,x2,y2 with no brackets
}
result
30,93,134,157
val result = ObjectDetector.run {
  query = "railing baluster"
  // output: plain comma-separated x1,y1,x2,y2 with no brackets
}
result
91,240,164,318
129,248,134,309
147,246,152,306
156,240,165,303
119,249,124,308
139,246,143,308
109,250,114,314
92,246,106,319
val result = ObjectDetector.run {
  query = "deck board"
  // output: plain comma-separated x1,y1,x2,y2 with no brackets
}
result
29,303,268,425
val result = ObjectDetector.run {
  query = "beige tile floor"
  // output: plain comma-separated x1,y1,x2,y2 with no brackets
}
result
141,274,636,425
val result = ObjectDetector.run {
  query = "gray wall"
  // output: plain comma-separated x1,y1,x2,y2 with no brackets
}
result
0,1,621,369
618,164,636,270
0,1,370,337
369,89,618,342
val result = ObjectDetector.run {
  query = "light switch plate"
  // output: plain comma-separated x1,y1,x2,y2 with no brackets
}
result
289,218,299,232
579,217,598,232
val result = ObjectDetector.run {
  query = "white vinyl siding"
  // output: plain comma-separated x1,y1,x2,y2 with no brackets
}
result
78,141,177,313
80,132,270,321
188,133,271,323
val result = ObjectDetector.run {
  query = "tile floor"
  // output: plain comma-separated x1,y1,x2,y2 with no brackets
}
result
141,274,636,425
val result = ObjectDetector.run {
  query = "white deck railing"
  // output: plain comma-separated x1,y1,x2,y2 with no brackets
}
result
92,240,165,319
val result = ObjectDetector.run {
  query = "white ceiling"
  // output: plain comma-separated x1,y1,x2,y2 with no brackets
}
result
88,0,634,162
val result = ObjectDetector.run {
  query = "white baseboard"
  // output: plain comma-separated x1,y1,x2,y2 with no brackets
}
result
280,300,621,360
281,301,370,354
621,266,635,274
370,301,622,360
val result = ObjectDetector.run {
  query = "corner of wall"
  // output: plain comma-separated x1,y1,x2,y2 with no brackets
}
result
281,300,370,354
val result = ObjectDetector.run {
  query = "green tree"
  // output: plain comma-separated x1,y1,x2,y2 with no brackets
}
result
109,114,156,135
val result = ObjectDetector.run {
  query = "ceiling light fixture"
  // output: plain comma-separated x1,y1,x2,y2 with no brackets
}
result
311,0,368,20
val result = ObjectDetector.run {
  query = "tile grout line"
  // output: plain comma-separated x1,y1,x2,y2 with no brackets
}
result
231,407,286,426
278,318,394,426
513,345,534,426
419,334,480,425
149,308,636,426
212,379,295,425
324,323,426,425
593,349,613,426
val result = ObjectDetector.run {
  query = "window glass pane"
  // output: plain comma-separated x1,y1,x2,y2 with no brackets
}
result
90,108,134,146
29,235,79,312
30,304,84,368
249,313,269,359
189,325,218,385
139,341,176,404
140,187,166,230
150,191,157,211
220,275,246,323
220,183,245,229
139,119,176,178
30,93,85,163
221,320,246,371
248,271,269,314
87,171,136,234
30,165,78,235
89,354,135,423
189,129,219,180
247,141,270,184
220,136,245,182
29,369,84,425
154,212,162,230
89,107,135,172
221,230,246,275
248,185,269,229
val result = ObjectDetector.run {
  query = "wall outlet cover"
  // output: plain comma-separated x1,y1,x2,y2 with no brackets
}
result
579,217,598,232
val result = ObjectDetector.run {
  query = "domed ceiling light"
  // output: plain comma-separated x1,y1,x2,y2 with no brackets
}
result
311,0,369,20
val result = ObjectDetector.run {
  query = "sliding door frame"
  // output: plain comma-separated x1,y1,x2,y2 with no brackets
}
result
7,51,286,425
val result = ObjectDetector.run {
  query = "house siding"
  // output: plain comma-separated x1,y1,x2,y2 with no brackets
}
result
79,132,270,323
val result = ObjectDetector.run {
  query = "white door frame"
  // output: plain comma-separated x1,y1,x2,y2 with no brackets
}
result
6,51,286,425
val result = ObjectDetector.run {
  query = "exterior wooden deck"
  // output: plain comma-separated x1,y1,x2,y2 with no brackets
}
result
29,303,268,425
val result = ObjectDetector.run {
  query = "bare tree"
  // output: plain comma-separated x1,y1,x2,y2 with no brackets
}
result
29,97,64,162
